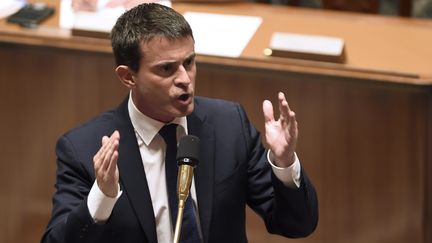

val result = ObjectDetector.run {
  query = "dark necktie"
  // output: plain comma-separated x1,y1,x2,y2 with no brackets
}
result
159,124,200,243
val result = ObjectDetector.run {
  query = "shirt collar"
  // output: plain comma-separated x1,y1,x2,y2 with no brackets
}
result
128,94,188,145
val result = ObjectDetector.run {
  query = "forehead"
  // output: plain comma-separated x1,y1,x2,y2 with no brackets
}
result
139,36,195,63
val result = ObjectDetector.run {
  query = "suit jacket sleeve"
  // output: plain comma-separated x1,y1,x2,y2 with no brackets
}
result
41,135,109,243
237,103,318,238
41,104,152,243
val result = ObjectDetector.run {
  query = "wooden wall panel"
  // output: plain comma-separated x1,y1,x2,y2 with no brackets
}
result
0,43,127,243
195,63,429,243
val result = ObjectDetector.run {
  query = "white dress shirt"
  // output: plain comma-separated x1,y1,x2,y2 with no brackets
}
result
87,95,301,243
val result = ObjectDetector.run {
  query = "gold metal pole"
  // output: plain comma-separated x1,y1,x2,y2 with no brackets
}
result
173,199,186,243
173,165,194,243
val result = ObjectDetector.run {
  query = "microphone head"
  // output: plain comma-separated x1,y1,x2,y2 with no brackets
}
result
176,135,200,166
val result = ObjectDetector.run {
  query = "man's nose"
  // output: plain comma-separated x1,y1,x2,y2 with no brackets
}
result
174,65,191,86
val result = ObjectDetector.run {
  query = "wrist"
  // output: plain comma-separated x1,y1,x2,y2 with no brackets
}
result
97,180,119,198
270,150,295,168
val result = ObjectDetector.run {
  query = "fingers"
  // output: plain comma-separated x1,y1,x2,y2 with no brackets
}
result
106,148,119,179
94,131,119,170
264,93,299,167
93,136,108,166
278,92,291,123
275,92,298,144
262,99,275,123
289,115,299,139
278,91,297,126
93,130,120,197
263,92,296,125
102,131,120,170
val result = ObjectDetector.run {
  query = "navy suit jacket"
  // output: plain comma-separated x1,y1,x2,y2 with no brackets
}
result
42,96,318,243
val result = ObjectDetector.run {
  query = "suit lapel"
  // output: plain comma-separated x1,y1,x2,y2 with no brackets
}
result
187,102,215,243
111,97,215,243
115,99,158,243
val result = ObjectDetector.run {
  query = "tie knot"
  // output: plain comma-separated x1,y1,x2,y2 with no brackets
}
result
159,124,178,144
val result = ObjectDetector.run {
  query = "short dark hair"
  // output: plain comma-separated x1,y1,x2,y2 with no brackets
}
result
110,3,194,72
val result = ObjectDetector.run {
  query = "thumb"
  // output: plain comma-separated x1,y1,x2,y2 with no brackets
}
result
262,100,275,123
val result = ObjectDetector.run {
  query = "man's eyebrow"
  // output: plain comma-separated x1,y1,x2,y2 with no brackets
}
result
154,52,196,66
154,60,176,66
185,52,196,60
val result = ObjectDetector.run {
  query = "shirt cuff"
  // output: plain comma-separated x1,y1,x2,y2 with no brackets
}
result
87,181,122,224
267,150,301,188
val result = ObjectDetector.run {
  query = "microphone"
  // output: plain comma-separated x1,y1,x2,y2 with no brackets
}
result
173,135,200,243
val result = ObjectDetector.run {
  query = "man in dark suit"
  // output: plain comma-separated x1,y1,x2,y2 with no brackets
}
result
41,3,318,243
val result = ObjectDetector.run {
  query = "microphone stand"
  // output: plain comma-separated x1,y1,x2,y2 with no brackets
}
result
173,163,195,243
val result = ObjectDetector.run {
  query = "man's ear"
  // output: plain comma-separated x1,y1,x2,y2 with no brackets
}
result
115,65,136,89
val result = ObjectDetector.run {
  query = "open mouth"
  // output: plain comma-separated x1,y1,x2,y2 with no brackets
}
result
178,94,191,102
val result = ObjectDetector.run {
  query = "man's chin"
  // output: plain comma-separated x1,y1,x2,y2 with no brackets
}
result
172,100,194,118
182,102,195,116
